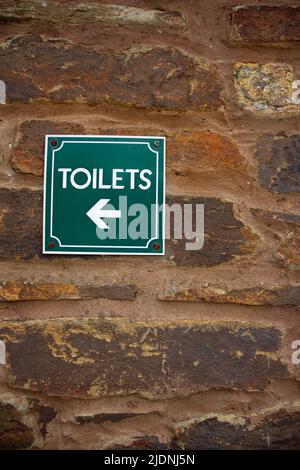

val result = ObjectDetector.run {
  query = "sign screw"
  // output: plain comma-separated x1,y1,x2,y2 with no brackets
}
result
152,242,160,251
50,139,58,147
48,242,55,249
154,140,160,148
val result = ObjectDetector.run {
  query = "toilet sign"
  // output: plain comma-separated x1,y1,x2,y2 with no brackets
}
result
43,135,165,255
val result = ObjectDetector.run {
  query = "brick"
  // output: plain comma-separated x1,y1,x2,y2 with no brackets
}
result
0,1,186,29
229,6,300,45
0,396,56,449
12,120,85,176
159,285,300,306
175,409,300,450
0,318,288,398
256,134,300,193
234,63,297,115
166,196,259,266
251,209,300,269
0,35,223,110
0,281,137,301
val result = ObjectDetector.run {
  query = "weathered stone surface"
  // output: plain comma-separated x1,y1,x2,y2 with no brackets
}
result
14,121,150,177
159,284,300,306
279,235,300,269
1,0,300,453
12,124,246,177
166,196,258,266
229,6,300,45
0,281,137,301
0,397,56,449
0,188,42,260
256,134,300,193
0,318,288,398
251,209,300,269
234,63,297,114
168,131,246,174
77,412,152,425
0,35,223,110
175,409,300,449
109,435,172,450
0,189,258,265
0,401,33,449
12,120,85,176
28,398,57,439
0,1,186,29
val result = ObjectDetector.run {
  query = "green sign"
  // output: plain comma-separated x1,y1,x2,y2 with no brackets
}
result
43,135,165,255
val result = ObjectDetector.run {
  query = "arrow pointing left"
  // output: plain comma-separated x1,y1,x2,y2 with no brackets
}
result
86,198,121,230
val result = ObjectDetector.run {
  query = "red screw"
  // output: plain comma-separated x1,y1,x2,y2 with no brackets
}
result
48,242,55,249
50,139,57,147
152,242,160,251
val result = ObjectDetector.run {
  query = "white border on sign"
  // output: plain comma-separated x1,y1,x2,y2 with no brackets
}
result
43,135,165,255
50,142,158,248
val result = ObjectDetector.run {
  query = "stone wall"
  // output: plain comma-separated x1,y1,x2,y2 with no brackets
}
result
0,0,300,449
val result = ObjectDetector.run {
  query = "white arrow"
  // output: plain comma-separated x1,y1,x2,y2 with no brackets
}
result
86,198,121,230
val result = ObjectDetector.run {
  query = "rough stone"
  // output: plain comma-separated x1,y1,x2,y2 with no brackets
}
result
0,189,258,265
251,209,300,269
175,409,300,449
109,435,172,450
256,134,300,193
0,1,186,29
168,131,247,174
12,120,85,176
0,401,33,449
0,397,56,449
279,236,300,269
159,284,300,306
234,63,297,115
166,196,258,266
0,317,288,398
0,281,137,301
0,188,43,260
229,6,300,45
0,35,224,110
12,124,247,177
77,412,152,425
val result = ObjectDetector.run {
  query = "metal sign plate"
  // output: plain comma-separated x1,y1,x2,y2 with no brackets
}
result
43,135,165,255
